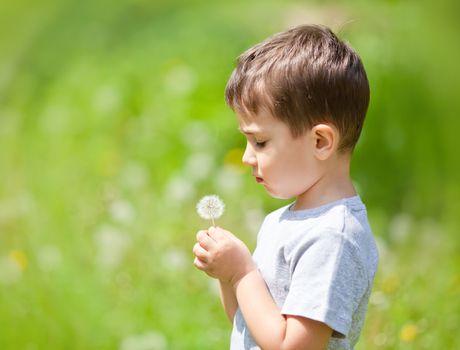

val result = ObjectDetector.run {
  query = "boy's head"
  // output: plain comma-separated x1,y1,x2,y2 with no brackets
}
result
225,24,370,152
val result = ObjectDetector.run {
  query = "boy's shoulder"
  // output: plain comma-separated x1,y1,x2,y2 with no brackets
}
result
262,196,371,243
257,197,378,278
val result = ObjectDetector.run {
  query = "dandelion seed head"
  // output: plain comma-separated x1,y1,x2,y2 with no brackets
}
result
196,195,225,221
120,330,167,350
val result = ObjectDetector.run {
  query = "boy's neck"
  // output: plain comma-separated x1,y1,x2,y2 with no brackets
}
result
292,154,356,211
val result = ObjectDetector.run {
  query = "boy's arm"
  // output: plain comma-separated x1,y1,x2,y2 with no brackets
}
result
218,280,238,323
193,227,332,350
234,269,332,350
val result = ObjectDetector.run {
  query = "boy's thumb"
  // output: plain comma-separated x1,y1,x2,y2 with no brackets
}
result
208,226,227,239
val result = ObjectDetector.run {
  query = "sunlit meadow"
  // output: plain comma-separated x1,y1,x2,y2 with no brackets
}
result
1,0,459,349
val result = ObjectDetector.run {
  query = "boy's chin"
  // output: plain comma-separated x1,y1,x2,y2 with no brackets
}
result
266,189,292,200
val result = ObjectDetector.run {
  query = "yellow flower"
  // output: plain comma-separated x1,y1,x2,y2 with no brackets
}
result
400,323,418,342
100,150,120,177
382,275,400,294
449,275,460,295
223,148,246,173
9,250,28,271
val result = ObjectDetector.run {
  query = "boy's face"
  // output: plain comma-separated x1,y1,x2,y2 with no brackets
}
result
237,112,322,200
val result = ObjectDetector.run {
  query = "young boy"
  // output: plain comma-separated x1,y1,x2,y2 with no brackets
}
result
193,24,379,350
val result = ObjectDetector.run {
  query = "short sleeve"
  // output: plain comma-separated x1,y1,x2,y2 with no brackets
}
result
281,230,367,338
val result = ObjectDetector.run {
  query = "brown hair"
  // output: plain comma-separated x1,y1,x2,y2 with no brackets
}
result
225,24,370,151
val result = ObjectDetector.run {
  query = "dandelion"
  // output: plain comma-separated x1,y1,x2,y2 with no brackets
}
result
184,153,214,181
400,323,418,342
120,330,167,350
0,255,22,284
93,84,121,114
214,166,243,194
382,275,400,294
9,250,28,271
109,199,136,224
196,195,225,227
94,225,131,270
164,64,197,96
161,248,188,272
165,175,196,204
37,245,62,272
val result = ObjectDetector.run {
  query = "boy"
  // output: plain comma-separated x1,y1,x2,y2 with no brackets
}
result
193,24,379,350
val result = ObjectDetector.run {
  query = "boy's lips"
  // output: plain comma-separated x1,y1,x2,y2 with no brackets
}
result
255,176,264,183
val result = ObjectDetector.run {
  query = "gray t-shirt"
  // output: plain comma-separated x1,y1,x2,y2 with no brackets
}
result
230,196,379,350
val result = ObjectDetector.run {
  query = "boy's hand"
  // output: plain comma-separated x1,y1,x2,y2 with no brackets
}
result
193,226,256,286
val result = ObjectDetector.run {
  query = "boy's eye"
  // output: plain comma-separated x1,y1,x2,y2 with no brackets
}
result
255,141,267,148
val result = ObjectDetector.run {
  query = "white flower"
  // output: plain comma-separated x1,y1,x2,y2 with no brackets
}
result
109,200,136,224
164,64,197,96
370,291,389,310
37,245,62,271
184,153,214,181
0,255,22,285
181,121,212,151
165,175,196,204
389,213,413,244
196,195,225,225
94,225,131,270
214,165,243,194
120,331,167,350
93,84,121,114
121,162,149,190
161,248,188,272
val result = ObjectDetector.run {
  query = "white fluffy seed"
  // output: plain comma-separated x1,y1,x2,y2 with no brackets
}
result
196,195,225,222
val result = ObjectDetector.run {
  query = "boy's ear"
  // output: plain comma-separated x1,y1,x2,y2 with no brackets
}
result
311,124,337,160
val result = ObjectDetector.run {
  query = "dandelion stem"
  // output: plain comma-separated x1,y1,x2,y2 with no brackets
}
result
211,216,215,227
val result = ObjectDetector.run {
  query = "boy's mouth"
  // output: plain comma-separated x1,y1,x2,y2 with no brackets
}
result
255,176,264,183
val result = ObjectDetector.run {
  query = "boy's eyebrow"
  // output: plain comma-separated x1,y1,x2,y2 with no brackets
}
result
238,127,261,135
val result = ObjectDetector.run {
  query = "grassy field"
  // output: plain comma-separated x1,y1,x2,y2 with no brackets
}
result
1,0,459,349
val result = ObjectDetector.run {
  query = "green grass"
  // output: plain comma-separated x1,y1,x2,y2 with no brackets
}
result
1,0,459,349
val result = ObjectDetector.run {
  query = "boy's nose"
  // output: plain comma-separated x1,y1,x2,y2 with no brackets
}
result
242,143,257,166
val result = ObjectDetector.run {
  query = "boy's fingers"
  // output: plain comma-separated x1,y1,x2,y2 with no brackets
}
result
208,226,229,240
193,257,207,270
196,230,208,241
196,230,217,250
193,242,209,262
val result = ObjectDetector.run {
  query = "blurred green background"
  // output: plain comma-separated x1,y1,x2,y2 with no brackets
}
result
1,0,459,349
